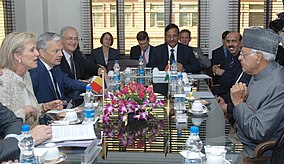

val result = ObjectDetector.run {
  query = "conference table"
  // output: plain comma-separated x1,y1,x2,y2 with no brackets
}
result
60,78,243,164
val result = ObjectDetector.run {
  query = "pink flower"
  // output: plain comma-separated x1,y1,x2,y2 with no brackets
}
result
138,91,145,99
149,94,156,103
146,86,153,93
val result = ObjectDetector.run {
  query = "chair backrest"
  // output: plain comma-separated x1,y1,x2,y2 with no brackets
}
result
271,130,284,164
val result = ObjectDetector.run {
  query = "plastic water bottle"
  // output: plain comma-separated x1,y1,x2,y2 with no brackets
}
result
185,126,203,164
18,125,36,164
124,67,131,85
176,73,185,111
84,85,95,123
137,55,145,84
113,60,120,91
170,60,178,94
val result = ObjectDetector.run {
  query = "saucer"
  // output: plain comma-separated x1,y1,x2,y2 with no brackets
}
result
188,107,209,115
44,152,67,164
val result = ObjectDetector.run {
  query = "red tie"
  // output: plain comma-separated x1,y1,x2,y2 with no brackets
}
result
142,50,146,63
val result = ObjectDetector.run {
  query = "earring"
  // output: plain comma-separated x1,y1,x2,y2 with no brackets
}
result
18,59,21,63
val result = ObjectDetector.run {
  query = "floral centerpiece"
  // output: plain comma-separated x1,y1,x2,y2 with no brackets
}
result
102,82,165,147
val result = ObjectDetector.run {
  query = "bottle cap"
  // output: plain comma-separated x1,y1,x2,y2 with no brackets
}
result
86,85,92,91
178,74,183,78
190,126,199,133
114,60,118,63
172,60,176,63
21,125,30,132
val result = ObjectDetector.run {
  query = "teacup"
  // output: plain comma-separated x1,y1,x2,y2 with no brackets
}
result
191,100,204,112
44,143,60,161
64,111,78,121
206,151,224,164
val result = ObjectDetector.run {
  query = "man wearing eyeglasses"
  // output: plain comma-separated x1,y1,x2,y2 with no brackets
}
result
59,26,104,106
231,28,284,160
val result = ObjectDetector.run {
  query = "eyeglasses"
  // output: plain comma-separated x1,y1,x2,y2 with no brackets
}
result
63,37,79,42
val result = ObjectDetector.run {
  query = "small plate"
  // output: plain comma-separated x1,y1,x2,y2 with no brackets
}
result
185,96,199,101
188,108,209,115
44,152,67,164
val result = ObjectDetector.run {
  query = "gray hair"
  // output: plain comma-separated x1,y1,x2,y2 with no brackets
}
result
60,26,77,37
251,48,276,61
37,32,61,52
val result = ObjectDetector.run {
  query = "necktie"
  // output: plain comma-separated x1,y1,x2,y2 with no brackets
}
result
229,56,235,69
170,49,175,63
142,50,146,63
50,68,61,100
70,55,76,80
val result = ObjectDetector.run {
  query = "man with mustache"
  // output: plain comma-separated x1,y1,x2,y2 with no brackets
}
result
212,31,242,98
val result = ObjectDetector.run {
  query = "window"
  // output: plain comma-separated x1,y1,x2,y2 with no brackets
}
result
0,0,5,45
90,0,202,54
92,0,117,49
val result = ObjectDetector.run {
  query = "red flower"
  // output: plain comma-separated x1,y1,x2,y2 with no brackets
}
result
138,91,145,99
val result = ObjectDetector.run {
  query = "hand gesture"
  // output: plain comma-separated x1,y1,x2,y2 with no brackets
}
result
230,82,248,106
44,100,64,111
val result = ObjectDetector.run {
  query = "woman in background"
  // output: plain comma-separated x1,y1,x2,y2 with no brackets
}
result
88,32,120,70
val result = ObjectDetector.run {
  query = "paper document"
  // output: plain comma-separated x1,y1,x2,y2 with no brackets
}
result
47,124,96,143
193,91,215,99
187,74,212,79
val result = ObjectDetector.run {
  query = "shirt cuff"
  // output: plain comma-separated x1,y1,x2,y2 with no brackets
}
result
5,134,21,142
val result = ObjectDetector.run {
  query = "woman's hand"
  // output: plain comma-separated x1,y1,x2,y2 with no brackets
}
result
23,105,38,118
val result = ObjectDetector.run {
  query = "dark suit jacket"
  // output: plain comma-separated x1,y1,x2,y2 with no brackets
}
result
148,43,201,73
88,46,120,70
60,49,99,106
0,103,22,162
211,45,232,84
60,49,99,80
129,45,154,67
29,59,88,103
217,52,241,96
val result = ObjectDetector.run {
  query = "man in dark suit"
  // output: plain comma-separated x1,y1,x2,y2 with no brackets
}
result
0,103,52,162
29,32,88,105
213,31,242,97
211,30,230,85
130,31,154,66
59,26,103,106
148,23,201,73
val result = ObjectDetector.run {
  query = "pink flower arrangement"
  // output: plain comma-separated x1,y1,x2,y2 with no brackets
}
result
103,82,164,147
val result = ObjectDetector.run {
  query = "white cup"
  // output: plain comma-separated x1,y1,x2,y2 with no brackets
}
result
44,143,60,161
206,151,224,164
191,100,204,112
64,111,77,121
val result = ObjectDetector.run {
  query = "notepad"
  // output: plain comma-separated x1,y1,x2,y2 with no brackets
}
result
47,124,96,143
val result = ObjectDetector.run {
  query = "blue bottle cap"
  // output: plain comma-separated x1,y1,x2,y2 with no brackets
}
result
21,125,30,132
190,126,199,133
178,74,183,78
114,60,119,63
86,85,92,90
172,60,176,63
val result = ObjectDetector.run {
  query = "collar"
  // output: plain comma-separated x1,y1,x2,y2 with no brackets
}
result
167,44,178,53
254,61,279,81
39,58,53,71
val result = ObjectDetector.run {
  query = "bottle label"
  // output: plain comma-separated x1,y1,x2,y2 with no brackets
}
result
84,108,94,119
